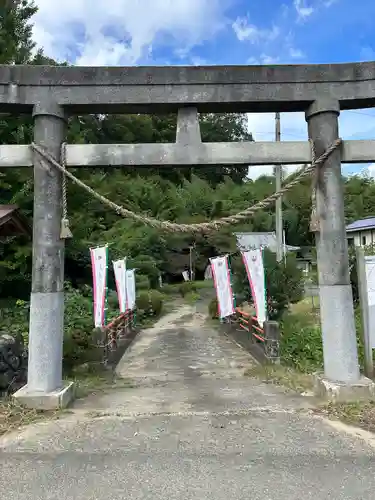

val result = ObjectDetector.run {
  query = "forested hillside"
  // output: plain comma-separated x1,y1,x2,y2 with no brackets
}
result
1,0,374,300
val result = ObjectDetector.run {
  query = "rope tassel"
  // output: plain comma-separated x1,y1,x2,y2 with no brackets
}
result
60,142,73,239
60,218,73,239
309,140,320,233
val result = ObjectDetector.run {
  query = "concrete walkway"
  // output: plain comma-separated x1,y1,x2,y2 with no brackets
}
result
1,304,375,499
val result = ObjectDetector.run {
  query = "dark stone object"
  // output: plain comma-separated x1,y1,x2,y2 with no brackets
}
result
0,332,27,394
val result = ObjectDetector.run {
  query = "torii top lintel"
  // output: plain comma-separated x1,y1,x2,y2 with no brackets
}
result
1,61,375,114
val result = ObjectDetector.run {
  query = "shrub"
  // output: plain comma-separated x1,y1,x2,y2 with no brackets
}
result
136,274,151,290
194,280,214,290
136,290,164,318
280,312,323,372
179,280,213,297
179,281,195,296
208,297,219,319
185,291,200,304
148,290,164,317
107,289,119,309
160,283,180,295
127,255,160,288
161,280,212,297
63,283,97,372
0,281,167,375
0,299,29,343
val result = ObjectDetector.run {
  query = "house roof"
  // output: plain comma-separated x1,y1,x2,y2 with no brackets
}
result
0,205,18,223
0,205,31,237
346,217,375,233
233,232,300,252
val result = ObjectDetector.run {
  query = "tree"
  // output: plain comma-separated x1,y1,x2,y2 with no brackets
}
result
0,0,37,64
198,113,253,185
0,0,37,297
6,0,375,299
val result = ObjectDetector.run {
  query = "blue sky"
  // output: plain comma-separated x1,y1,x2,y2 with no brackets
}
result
31,0,375,178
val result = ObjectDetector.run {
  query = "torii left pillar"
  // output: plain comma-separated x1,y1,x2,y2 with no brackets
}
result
14,100,75,409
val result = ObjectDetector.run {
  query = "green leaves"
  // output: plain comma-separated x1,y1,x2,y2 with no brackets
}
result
0,0,37,64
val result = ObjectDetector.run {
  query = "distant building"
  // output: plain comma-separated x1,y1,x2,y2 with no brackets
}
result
234,231,314,274
204,231,304,279
234,232,300,253
0,205,31,239
346,217,375,247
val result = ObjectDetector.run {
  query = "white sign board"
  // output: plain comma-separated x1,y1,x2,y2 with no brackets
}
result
365,255,375,348
126,269,136,311
113,258,127,313
182,270,190,281
210,255,235,319
90,245,108,327
242,249,267,327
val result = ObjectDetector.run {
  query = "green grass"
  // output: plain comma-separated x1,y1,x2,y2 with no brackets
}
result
184,291,200,304
245,364,315,393
161,280,213,296
70,364,134,399
289,296,320,321
0,364,135,436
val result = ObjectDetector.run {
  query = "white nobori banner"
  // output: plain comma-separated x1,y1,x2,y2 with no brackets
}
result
90,245,108,328
242,249,267,327
113,258,127,313
126,269,136,311
210,255,235,319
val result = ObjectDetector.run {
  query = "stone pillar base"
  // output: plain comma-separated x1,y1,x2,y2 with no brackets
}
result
13,381,75,410
314,374,375,403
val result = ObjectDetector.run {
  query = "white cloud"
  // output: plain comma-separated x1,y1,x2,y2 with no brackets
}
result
293,0,339,22
289,47,305,58
30,0,375,183
232,16,280,43
366,164,375,178
32,0,228,65
247,54,280,65
294,0,314,20
260,54,280,64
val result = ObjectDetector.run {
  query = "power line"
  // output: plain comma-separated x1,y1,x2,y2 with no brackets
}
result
249,109,375,141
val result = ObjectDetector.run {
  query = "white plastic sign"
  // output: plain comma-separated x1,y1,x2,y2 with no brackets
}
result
182,271,190,281
365,255,375,348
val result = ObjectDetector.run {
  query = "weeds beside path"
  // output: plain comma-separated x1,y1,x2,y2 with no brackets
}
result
0,398,65,437
245,364,315,394
0,368,134,437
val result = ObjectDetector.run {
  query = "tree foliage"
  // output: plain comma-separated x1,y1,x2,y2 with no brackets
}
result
0,0,37,64
1,0,375,304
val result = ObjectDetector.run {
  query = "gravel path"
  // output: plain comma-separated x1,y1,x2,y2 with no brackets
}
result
1,304,375,499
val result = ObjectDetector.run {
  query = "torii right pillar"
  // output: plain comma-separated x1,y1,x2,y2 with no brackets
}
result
306,98,375,401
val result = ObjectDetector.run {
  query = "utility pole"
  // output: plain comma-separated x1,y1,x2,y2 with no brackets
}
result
275,112,283,262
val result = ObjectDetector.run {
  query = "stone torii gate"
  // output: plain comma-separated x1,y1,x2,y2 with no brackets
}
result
1,62,375,408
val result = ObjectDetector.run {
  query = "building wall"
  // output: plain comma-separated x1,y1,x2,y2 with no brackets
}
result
347,229,375,247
